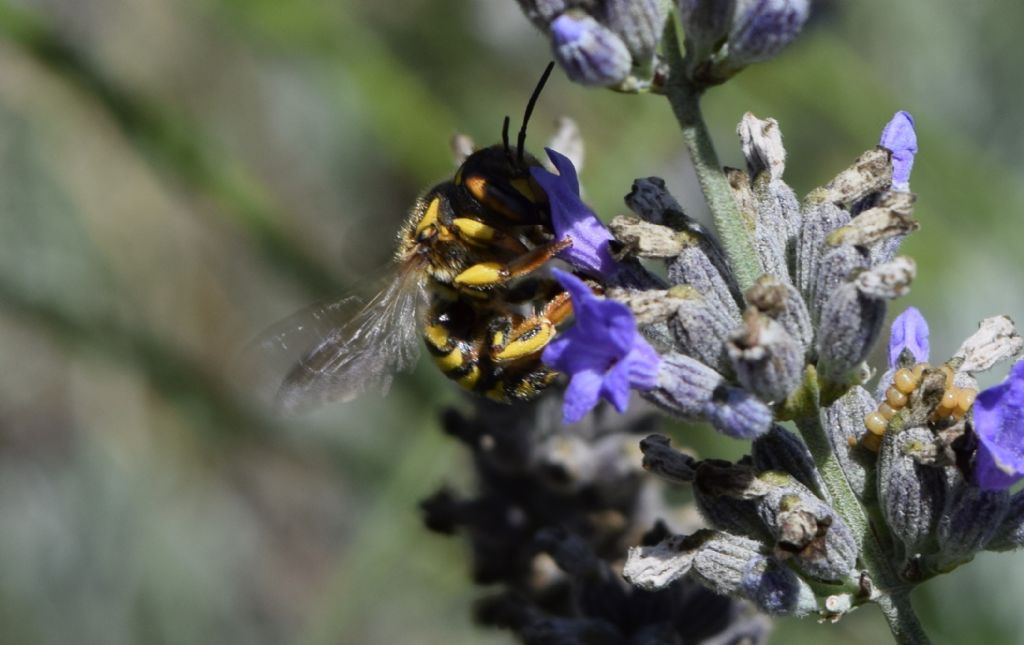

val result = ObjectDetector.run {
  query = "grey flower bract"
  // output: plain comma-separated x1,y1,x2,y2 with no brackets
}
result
530,148,619,277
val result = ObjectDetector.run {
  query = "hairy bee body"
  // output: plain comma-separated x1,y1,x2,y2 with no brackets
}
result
400,146,569,402
248,64,572,412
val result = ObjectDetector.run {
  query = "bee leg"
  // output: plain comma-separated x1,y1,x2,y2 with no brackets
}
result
491,291,573,362
484,365,559,403
453,238,572,288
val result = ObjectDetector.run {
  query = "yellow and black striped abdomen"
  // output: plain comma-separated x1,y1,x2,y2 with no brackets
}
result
423,322,482,391
422,319,557,403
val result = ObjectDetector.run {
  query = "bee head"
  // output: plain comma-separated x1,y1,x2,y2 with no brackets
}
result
452,62,555,226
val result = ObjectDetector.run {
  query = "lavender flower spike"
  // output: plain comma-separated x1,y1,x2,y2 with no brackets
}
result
888,306,929,369
549,11,633,86
531,148,619,277
879,111,918,190
973,360,1024,490
728,0,811,66
542,269,660,423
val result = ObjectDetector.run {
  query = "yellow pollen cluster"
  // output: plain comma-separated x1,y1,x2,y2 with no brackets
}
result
860,364,977,452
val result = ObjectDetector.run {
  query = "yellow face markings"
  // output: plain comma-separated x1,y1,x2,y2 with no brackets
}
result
452,217,498,243
424,324,450,351
415,197,441,235
455,262,505,286
437,224,455,242
432,347,464,372
495,323,554,361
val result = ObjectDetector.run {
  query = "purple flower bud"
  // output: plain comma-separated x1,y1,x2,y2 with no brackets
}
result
888,306,930,369
648,353,772,439
530,148,619,278
550,11,632,86
879,111,918,190
728,0,810,66
542,269,660,424
741,555,814,616
973,361,1024,490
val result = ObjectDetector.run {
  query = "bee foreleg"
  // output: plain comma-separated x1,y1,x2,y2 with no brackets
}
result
490,291,572,362
454,238,572,288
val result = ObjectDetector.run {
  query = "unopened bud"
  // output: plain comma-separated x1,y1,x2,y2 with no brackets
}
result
987,489,1024,552
821,387,877,500
727,0,811,67
670,288,738,373
754,472,858,582
727,308,804,403
934,478,1009,568
639,434,697,483
550,11,633,86
746,275,814,354
741,554,818,616
646,353,772,439
752,425,824,497
878,427,947,557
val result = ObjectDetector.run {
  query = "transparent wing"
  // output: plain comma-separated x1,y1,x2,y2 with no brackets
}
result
239,268,426,413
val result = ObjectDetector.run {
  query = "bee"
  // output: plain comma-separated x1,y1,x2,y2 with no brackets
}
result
248,63,578,413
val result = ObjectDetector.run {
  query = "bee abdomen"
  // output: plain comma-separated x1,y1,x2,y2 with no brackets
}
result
424,324,481,386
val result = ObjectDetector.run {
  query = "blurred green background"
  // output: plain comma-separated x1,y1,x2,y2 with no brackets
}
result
1,1,1023,643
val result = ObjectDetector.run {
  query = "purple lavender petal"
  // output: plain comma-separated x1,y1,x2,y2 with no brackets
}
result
600,359,633,413
625,343,661,391
973,361,1024,490
888,306,930,369
564,370,604,423
542,142,581,195
530,149,618,277
543,269,661,423
879,111,918,189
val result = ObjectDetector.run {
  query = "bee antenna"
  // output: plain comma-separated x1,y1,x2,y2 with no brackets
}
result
517,61,555,165
502,115,512,158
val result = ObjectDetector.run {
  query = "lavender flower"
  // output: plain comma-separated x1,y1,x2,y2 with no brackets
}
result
888,306,929,368
728,0,811,65
515,1,668,88
677,0,810,85
530,148,619,277
542,269,660,423
973,361,1024,490
549,11,633,86
879,111,918,190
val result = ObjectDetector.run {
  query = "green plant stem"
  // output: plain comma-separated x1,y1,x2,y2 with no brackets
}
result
791,371,931,645
875,592,932,645
662,24,762,291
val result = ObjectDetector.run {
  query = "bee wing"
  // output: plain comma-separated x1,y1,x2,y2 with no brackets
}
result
240,267,426,413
